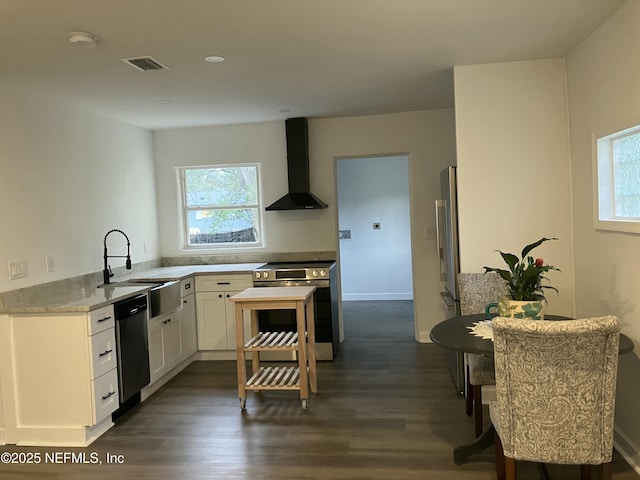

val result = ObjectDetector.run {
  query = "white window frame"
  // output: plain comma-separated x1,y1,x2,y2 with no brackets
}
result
594,125,640,234
178,164,264,249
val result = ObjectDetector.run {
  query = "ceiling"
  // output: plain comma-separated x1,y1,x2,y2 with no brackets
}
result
0,0,626,130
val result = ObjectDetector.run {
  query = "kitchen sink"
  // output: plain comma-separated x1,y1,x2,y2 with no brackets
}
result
103,280,181,318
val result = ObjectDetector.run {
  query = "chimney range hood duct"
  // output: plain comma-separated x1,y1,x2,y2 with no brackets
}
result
265,117,328,211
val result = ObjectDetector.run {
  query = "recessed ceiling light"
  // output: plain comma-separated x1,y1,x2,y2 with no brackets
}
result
278,109,291,113
205,55,225,63
159,100,173,104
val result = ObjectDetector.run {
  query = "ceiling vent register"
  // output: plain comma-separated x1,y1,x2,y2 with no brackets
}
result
120,56,170,72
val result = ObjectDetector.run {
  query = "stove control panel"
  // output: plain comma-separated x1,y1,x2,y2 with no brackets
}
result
254,263,333,282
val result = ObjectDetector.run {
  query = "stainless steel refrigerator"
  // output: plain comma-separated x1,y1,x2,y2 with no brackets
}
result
435,165,464,394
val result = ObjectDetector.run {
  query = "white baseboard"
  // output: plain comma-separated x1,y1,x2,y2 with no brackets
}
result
342,293,413,301
417,331,432,343
13,418,114,447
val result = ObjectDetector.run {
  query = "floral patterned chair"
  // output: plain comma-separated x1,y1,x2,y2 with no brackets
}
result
490,316,620,480
458,272,509,437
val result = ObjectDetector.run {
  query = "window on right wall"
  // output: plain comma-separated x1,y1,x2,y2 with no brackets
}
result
595,125,640,234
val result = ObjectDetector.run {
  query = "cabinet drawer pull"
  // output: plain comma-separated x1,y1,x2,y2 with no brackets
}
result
97,316,112,323
184,282,191,290
102,391,116,400
217,282,231,285
99,349,113,357
164,318,172,324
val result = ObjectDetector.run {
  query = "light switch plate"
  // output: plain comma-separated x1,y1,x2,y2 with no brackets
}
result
9,260,28,280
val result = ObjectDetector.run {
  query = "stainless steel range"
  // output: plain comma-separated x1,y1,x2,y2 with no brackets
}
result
253,261,339,360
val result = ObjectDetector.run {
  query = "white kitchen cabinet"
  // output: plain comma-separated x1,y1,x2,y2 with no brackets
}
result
0,305,119,446
148,310,182,384
195,274,252,351
147,277,196,385
179,288,197,359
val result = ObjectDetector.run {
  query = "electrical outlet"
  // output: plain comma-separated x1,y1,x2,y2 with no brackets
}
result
8,260,28,280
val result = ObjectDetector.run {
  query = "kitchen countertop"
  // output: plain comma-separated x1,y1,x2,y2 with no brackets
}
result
123,263,264,282
0,263,265,315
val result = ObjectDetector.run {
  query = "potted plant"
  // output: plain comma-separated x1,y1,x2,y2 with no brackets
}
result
483,237,560,319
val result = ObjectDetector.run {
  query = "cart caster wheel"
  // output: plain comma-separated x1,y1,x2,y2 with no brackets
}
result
240,398,246,411
301,399,308,411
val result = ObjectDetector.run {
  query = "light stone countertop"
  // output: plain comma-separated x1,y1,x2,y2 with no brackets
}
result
0,263,265,315
0,284,153,314
122,263,265,282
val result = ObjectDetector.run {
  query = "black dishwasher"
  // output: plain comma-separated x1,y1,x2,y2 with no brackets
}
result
112,293,150,421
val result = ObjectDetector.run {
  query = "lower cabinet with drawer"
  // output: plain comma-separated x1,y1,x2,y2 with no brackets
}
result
0,304,119,446
195,274,253,351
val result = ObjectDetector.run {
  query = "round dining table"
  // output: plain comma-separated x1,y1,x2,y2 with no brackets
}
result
429,313,634,467
430,313,634,356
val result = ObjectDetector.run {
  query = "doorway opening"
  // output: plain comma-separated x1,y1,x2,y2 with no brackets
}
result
336,154,415,339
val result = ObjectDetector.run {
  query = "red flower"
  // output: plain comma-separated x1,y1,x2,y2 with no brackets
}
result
535,258,544,267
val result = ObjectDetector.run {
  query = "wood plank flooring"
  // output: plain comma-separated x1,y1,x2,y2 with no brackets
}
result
1,300,638,479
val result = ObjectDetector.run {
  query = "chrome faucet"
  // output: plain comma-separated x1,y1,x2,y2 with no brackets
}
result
103,229,132,285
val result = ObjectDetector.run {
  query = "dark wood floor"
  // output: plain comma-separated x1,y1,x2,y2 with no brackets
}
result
1,300,638,479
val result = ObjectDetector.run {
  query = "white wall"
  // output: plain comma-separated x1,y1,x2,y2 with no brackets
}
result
313,111,456,339
0,83,159,293
153,110,457,339
566,0,640,466
337,155,412,301
453,59,574,318
152,121,334,257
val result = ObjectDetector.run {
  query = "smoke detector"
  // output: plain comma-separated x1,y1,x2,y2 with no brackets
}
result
68,31,98,47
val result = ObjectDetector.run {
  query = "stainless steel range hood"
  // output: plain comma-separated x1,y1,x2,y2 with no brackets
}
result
266,117,328,211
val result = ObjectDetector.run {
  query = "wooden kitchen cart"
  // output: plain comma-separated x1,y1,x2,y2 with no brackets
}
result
229,286,317,411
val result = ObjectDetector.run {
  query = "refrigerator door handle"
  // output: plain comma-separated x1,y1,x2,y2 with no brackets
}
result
435,200,446,280
435,199,442,255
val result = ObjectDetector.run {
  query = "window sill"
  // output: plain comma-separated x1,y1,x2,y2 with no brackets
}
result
594,219,640,235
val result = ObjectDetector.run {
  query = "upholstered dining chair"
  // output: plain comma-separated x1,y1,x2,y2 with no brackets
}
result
490,316,620,480
458,272,509,437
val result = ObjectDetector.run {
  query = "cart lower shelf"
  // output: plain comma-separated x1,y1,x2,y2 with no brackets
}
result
241,366,308,411
246,366,301,390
